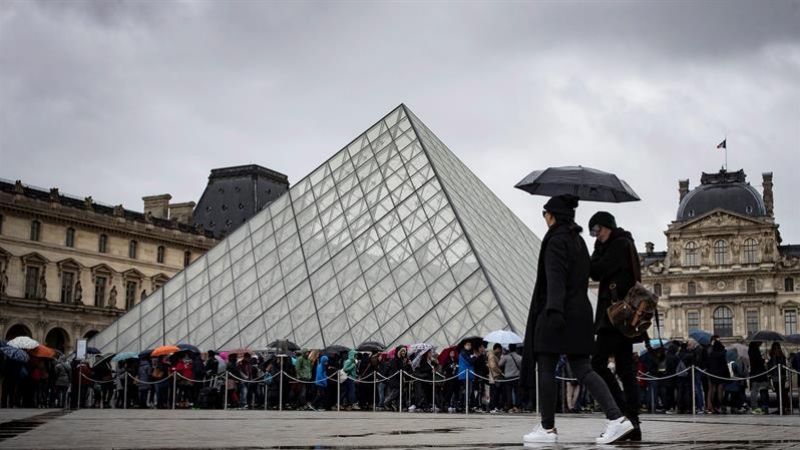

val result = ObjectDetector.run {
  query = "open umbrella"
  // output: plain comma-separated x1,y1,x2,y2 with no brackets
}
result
407,343,435,357
515,166,640,203
458,335,484,348
728,343,749,362
27,344,57,359
437,345,459,367
112,351,140,363
223,347,253,357
356,341,385,353
7,336,39,350
92,353,116,368
749,330,785,342
267,340,300,354
86,347,102,355
410,344,436,371
689,330,713,346
0,339,7,347
483,330,524,346
151,345,180,357
1,346,30,363
177,344,200,354
322,344,350,359
138,349,154,360
786,334,800,344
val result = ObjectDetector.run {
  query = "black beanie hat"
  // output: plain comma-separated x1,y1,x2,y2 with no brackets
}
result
589,211,617,230
543,194,579,219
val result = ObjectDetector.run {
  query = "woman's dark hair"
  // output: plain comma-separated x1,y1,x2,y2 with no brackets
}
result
712,340,725,352
769,342,785,359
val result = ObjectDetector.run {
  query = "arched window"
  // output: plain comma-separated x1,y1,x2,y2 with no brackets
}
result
98,234,108,253
713,306,734,337
714,240,728,266
183,250,191,268
684,241,699,267
688,281,697,296
65,228,75,248
743,238,758,264
653,283,662,297
157,246,165,264
129,240,137,259
30,220,41,241
746,278,756,294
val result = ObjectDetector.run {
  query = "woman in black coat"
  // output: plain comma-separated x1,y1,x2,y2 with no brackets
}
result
520,195,633,445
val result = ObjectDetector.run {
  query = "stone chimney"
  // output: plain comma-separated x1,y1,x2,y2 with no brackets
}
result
645,242,655,255
762,172,774,217
678,179,690,203
169,202,196,225
142,194,172,219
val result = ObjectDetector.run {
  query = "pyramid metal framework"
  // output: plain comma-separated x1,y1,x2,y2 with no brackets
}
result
90,105,542,353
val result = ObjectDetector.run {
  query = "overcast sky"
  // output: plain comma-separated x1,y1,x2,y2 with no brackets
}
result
2,1,799,250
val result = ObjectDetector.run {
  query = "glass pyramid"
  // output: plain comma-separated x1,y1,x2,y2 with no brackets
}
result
90,105,542,353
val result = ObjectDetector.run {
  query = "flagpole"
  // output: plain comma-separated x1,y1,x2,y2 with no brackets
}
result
725,135,728,171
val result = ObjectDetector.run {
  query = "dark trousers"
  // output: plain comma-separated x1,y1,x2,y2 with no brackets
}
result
538,353,622,430
503,379,519,409
676,377,692,413
592,332,640,425
312,385,326,409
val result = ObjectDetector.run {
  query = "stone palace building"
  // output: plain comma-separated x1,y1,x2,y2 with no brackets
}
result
641,169,800,342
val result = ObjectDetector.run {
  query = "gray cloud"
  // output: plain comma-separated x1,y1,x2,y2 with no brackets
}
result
1,0,799,250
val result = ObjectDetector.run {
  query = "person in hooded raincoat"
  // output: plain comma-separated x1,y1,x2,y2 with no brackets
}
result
519,194,633,445
312,355,329,410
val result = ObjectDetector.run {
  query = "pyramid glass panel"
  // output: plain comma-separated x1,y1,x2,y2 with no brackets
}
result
90,105,542,354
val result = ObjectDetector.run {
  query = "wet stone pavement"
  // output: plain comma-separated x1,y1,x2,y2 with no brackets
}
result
0,409,798,450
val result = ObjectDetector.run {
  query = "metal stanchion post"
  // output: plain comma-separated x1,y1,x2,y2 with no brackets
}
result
650,381,655,413
399,371,404,413
224,372,228,411
779,366,784,416
691,366,696,417
124,373,128,410
534,363,539,414
279,358,284,412
432,374,436,413
337,374,341,412
465,372,469,415
265,375,268,411
373,372,377,412
172,374,177,410
77,373,82,411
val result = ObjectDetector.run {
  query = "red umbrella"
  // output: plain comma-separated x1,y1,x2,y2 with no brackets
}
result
27,344,56,359
151,345,180,357
437,345,458,366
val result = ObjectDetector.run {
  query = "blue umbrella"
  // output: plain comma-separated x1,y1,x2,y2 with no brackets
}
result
111,351,139,362
177,344,200,354
689,330,713,346
1,345,30,363
138,349,154,360
0,339,7,347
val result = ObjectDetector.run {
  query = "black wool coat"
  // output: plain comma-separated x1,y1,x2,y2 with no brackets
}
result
521,222,595,389
589,228,642,339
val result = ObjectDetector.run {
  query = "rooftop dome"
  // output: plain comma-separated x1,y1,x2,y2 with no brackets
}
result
676,169,766,221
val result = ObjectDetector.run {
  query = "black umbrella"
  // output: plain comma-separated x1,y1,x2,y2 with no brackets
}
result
138,349,154,360
749,330,785,342
93,353,116,368
356,341,385,353
322,344,350,359
515,166,640,203
86,346,102,355
458,335,484,349
177,344,200,354
267,339,300,354
786,334,800,345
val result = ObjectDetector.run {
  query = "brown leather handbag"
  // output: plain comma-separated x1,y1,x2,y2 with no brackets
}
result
606,240,660,339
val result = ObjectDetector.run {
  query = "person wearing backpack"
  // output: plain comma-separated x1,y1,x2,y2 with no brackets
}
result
587,212,647,440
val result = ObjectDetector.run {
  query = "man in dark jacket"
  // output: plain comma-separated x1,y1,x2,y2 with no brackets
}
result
521,196,633,445
588,211,645,440
748,342,769,414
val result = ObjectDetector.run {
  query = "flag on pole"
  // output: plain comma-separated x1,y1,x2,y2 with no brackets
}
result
717,139,726,149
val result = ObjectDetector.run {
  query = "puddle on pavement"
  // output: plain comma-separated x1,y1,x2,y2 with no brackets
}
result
327,427,466,438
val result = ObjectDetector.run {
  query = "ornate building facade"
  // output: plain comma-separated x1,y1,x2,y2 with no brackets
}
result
0,179,218,353
641,170,800,342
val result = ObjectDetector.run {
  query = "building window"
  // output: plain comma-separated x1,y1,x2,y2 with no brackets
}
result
125,280,137,310
24,266,41,299
129,240,137,259
94,276,107,307
684,241,699,267
713,306,734,338
157,246,165,264
688,281,697,296
98,234,108,253
746,310,759,338
60,272,75,303
0,213,4,234
746,278,756,294
183,250,191,268
653,283,662,296
30,220,41,241
714,240,729,266
65,228,75,248
743,238,758,264
786,310,797,335
687,311,700,333
786,278,795,292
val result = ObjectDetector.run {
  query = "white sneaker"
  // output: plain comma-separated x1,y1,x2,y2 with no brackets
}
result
523,424,558,444
596,417,634,444
407,405,416,412
447,407,455,413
